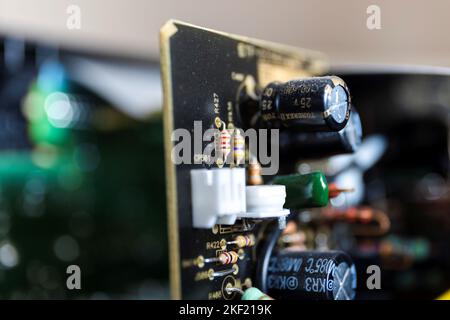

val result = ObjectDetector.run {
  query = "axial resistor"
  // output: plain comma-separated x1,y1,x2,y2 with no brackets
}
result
248,161,263,185
233,130,245,165
234,235,255,248
216,127,232,160
219,251,239,265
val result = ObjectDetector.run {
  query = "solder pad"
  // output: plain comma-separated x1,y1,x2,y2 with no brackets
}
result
160,20,327,299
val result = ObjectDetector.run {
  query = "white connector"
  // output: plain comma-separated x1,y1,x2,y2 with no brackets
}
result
241,185,289,219
190,168,289,229
190,168,245,228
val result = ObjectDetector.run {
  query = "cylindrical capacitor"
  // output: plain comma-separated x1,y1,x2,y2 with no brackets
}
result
272,172,329,209
279,107,362,159
266,250,357,300
260,76,351,132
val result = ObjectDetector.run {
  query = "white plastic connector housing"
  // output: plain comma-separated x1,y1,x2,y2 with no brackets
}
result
190,168,289,229
190,168,246,228
239,185,290,219
241,185,290,219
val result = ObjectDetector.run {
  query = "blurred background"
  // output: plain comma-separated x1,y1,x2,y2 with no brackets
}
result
2,0,450,66
0,0,449,299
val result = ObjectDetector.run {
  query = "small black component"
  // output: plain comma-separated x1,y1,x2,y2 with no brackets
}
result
266,250,357,300
260,76,351,132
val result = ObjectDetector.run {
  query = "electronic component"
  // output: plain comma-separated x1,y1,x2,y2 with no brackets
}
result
190,168,290,228
266,250,357,300
223,286,274,300
218,251,240,265
260,76,351,132
209,265,239,280
247,161,263,185
327,183,355,199
216,125,232,162
233,129,245,165
190,168,246,228
241,287,273,300
228,235,255,248
279,107,362,159
272,172,329,209
243,185,289,219
202,251,242,266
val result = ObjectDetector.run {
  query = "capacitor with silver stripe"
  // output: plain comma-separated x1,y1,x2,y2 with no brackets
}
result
260,76,351,132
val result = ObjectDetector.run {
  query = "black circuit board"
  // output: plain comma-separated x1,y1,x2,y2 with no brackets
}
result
160,20,326,299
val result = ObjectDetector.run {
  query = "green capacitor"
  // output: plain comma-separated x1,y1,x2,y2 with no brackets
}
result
241,288,273,300
272,172,329,209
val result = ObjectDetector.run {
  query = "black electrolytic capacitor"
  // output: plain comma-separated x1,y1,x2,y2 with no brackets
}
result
279,107,362,158
266,250,357,300
260,76,351,132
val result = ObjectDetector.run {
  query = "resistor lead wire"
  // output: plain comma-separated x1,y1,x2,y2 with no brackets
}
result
211,266,237,278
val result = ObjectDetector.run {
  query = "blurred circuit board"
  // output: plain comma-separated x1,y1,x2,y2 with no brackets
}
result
0,39,168,299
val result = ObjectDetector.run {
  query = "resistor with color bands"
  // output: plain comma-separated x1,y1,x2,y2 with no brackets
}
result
230,235,255,248
233,130,245,165
216,128,231,160
219,251,239,265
